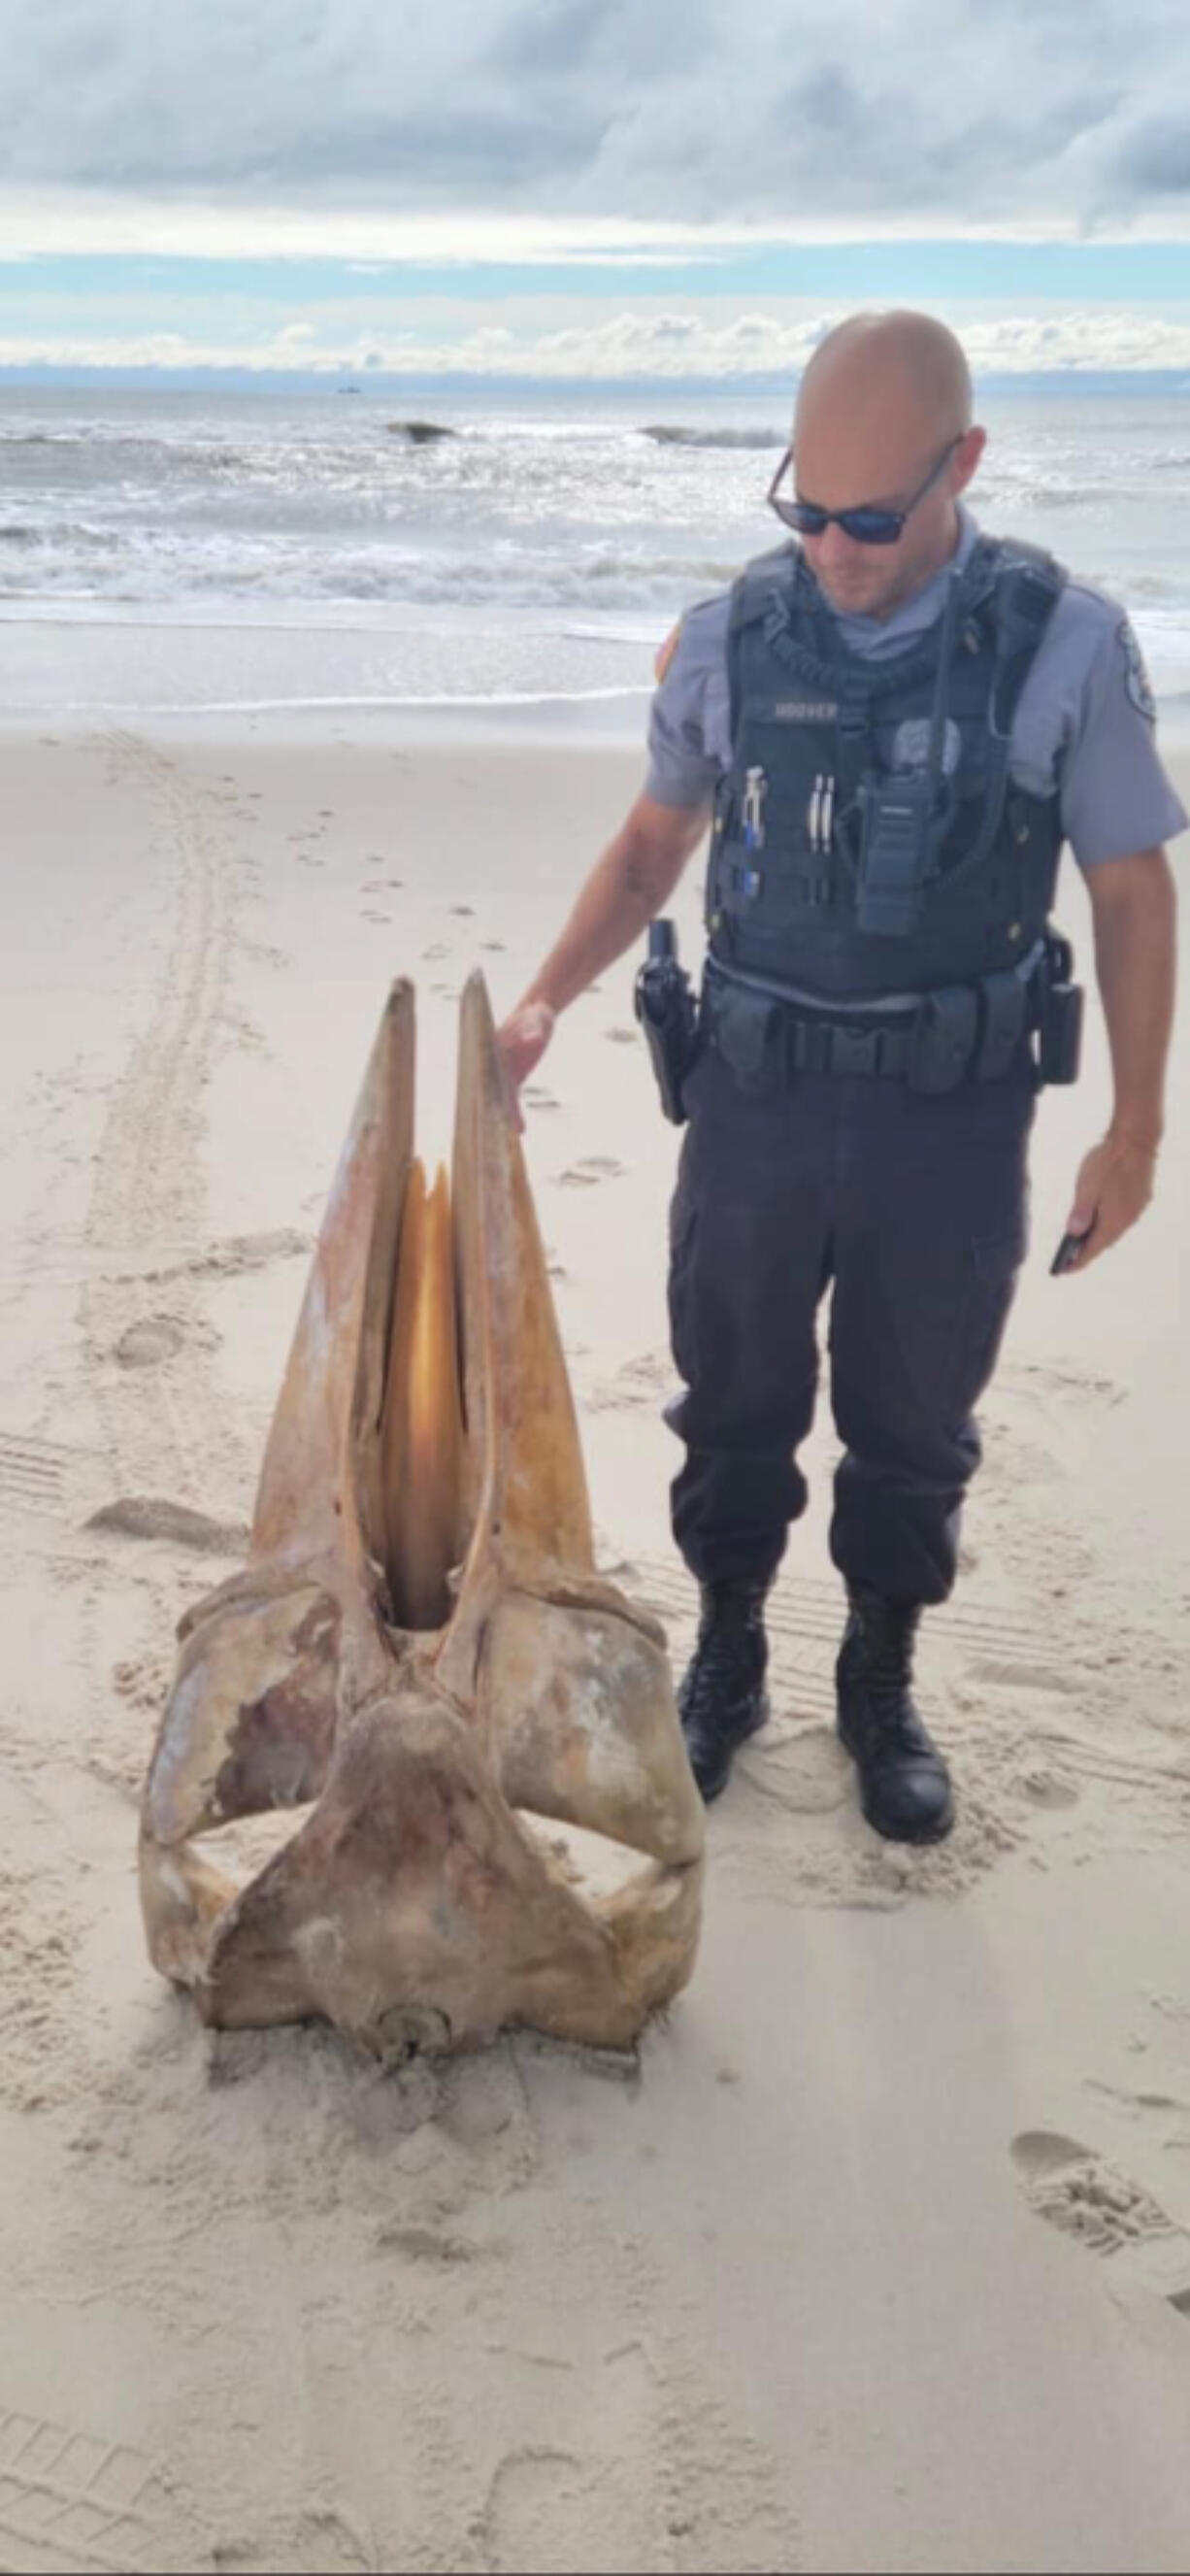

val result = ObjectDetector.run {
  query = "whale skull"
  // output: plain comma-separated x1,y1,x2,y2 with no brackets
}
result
139,976,704,2059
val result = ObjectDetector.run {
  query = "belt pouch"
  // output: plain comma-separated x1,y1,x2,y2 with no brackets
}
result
709,980,781,1095
909,987,979,1095
975,970,1028,1082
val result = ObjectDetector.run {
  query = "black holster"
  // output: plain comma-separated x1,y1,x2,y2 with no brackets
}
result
635,924,701,1124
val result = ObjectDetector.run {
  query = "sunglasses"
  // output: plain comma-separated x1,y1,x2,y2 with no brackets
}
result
766,435,964,547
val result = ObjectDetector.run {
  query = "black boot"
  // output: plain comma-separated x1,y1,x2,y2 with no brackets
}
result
678,1575,772,1804
836,1585,954,1844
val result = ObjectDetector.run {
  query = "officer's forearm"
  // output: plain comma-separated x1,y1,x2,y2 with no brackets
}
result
1088,847,1177,1148
514,800,708,1020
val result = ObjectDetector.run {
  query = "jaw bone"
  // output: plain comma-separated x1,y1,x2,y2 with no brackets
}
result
139,975,704,2058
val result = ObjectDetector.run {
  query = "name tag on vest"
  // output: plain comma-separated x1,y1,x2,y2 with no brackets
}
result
770,698,838,722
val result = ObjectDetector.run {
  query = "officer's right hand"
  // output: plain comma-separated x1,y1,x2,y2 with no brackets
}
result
494,1000,555,1130
1058,1127,1159,1271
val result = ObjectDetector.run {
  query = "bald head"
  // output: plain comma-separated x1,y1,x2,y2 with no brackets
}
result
788,310,984,623
797,312,973,449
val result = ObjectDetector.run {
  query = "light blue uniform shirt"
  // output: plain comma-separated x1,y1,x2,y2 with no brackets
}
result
645,506,1187,870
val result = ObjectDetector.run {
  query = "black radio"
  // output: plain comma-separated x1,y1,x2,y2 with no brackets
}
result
1036,932,1084,1087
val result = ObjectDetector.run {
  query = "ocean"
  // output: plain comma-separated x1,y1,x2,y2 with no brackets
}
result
3,382,1190,722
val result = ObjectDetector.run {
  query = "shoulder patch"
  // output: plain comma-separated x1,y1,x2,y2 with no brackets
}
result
653,587,732,685
1118,617,1156,723
654,621,681,685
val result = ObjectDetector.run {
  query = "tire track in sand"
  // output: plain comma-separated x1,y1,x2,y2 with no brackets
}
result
0,2406,175,2575
79,732,245,1510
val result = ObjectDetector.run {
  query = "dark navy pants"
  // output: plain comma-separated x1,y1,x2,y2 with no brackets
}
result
666,1034,1035,1607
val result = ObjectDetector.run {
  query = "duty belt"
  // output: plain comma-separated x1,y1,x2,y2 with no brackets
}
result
704,946,1052,1098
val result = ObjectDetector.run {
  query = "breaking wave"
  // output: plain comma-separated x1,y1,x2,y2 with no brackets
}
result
640,424,787,450
4,386,1189,681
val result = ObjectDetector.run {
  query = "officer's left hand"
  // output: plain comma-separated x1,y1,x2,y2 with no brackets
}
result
1060,1130,1159,1271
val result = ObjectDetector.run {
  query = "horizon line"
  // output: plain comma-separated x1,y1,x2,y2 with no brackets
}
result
4,364,1190,397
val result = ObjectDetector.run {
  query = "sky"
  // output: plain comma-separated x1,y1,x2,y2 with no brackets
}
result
3,0,1190,384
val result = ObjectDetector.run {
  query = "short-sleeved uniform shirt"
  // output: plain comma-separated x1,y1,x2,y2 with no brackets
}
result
645,504,1188,871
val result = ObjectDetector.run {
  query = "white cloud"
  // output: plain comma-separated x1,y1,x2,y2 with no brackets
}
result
6,300,1190,379
0,197,769,263
0,0,1188,241
5,198,1171,273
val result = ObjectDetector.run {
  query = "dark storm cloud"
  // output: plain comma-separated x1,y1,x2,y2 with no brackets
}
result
1110,116,1190,196
493,0,617,78
0,0,1185,229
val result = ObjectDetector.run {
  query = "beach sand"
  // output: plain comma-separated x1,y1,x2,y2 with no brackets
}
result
1,712,1189,2574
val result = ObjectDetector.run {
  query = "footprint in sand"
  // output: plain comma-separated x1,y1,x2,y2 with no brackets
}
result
113,1655,173,1711
86,1497,249,1555
1013,1760,1080,1810
556,1157,625,1188
480,2448,588,2574
179,1227,312,1277
115,1317,185,1368
970,1655,1077,1698
208,2505,369,2573
373,2221,497,2266
1007,1358,1125,1409
477,2355,656,2567
740,1725,851,1816
1010,2129,1190,2307
585,1350,670,1413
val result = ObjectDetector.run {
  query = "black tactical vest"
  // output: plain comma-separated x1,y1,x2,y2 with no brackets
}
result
706,533,1067,1001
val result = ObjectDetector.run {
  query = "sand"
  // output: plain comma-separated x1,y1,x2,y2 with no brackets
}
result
1,709,1188,2576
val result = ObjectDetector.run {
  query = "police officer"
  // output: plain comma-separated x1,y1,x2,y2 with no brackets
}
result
497,311,1184,1844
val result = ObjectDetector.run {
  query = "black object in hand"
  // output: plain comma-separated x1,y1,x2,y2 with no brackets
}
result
1050,1226,1094,1275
